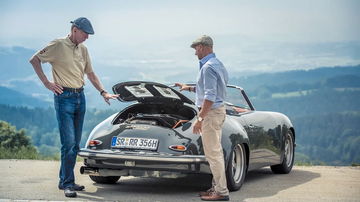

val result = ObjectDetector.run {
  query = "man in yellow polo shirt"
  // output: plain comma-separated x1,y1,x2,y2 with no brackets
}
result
29,17,119,198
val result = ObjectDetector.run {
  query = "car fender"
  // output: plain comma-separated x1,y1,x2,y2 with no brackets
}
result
221,116,250,167
85,113,118,147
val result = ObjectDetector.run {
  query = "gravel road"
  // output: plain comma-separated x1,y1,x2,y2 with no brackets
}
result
0,160,359,201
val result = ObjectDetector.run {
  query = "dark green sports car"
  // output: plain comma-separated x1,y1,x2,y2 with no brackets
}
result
78,81,295,191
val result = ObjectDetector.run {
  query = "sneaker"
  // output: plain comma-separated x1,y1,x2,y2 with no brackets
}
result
59,184,85,191
64,188,77,198
72,184,85,191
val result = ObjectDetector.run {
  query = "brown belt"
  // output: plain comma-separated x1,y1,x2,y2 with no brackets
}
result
62,87,84,93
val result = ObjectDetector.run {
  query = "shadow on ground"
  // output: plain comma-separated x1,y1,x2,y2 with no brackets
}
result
77,168,320,201
236,168,321,200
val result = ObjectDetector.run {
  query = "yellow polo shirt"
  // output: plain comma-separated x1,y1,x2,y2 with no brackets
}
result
34,36,93,88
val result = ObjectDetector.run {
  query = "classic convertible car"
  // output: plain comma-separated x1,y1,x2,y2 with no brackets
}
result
78,81,295,191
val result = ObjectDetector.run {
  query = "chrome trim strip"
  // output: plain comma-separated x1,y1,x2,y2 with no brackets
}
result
78,149,207,163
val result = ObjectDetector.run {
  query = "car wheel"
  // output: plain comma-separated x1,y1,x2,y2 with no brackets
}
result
271,130,295,174
89,175,120,184
226,143,247,191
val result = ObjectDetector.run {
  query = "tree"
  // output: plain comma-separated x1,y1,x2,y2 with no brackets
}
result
0,120,38,159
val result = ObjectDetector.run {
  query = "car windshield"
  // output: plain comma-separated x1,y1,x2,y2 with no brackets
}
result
174,84,252,111
226,86,252,110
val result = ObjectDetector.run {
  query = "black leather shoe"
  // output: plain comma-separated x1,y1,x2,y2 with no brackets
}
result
72,184,85,191
59,184,85,191
64,188,77,198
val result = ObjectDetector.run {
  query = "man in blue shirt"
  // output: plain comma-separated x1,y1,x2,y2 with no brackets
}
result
175,35,229,201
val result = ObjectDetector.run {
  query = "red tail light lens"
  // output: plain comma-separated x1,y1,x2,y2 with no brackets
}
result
89,140,102,147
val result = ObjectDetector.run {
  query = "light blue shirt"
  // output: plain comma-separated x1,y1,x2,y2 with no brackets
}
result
195,53,228,109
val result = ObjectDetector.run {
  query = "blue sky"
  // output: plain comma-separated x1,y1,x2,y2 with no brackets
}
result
0,0,359,81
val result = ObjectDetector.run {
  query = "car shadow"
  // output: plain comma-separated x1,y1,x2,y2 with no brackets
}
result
236,167,321,201
77,174,212,201
77,168,320,201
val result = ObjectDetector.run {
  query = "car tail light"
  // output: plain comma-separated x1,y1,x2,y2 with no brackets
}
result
89,140,102,147
169,145,187,152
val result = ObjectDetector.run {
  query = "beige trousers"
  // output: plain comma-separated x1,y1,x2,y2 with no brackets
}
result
201,106,229,196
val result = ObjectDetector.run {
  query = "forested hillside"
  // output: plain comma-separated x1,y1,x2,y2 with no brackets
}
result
230,65,360,92
0,105,116,156
0,65,359,165
247,66,360,165
253,89,360,165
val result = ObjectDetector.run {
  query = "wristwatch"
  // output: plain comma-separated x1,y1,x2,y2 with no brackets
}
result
197,116,204,122
100,90,107,96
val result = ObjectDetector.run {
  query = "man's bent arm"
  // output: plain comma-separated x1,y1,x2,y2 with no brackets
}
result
29,55,50,86
192,99,214,134
29,55,63,94
198,99,214,119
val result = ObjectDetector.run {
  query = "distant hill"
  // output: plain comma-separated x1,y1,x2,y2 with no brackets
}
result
0,46,133,109
0,46,36,81
1,45,359,109
0,86,51,108
1,64,360,165
230,65,360,91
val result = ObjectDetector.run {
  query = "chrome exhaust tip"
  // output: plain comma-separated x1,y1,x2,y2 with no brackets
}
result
80,166,99,175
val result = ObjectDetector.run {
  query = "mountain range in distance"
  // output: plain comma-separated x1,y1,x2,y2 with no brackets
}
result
0,86,51,108
0,45,359,109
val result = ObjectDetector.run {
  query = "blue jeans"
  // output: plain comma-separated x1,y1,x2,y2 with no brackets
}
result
54,90,86,189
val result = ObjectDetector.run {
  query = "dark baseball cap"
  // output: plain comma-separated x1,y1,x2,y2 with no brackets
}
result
70,17,94,35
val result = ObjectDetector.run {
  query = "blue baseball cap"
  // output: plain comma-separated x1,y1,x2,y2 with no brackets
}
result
70,17,94,35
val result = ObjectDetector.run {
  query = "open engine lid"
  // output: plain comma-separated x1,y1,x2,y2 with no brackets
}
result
112,81,194,105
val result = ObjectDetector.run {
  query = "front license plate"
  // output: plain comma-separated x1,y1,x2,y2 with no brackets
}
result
111,136,159,151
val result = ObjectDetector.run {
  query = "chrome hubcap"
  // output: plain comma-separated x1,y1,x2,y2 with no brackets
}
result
285,133,294,167
232,144,245,183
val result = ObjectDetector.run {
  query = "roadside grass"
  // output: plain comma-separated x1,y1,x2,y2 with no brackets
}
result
0,146,39,159
295,161,327,166
0,146,84,161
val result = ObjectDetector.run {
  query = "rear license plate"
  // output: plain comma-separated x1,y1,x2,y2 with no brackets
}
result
111,136,159,150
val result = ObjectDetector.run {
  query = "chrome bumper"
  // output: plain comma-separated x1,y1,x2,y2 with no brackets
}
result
78,149,208,163
78,149,211,175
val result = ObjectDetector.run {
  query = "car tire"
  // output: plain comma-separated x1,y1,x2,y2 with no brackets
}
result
89,175,120,184
226,143,247,191
271,130,295,174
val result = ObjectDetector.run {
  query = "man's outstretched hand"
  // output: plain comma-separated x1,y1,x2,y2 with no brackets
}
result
175,83,191,92
102,93,120,105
